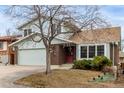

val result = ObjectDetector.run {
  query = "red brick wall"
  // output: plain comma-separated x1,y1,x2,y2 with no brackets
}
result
51,44,66,65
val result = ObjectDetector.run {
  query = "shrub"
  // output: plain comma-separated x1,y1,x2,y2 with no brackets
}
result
73,56,112,71
73,59,92,70
92,56,112,71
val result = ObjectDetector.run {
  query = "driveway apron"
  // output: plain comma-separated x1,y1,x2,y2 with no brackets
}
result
0,65,45,88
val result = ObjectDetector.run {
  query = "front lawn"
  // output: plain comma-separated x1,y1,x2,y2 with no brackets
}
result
14,69,124,88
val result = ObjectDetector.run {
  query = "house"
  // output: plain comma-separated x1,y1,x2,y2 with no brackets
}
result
0,36,19,64
69,27,121,66
9,18,121,66
9,33,75,66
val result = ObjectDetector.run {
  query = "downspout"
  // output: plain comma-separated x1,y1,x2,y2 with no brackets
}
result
112,42,115,66
14,46,18,65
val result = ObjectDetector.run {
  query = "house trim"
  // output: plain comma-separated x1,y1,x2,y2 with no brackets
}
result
19,48,45,50
76,43,110,60
9,33,76,47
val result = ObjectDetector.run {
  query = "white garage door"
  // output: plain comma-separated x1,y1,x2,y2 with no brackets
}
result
18,49,46,66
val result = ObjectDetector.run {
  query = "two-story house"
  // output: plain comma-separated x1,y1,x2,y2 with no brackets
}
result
9,18,121,66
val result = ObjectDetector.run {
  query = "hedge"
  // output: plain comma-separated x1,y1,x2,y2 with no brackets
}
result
73,56,112,71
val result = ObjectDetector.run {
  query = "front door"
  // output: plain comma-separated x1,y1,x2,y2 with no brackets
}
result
64,46,76,63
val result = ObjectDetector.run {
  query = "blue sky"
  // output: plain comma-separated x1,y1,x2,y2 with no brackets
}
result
0,5,124,39
0,5,18,35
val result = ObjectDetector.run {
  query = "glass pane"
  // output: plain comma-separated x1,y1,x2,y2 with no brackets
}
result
28,29,32,34
97,45,104,56
24,29,27,36
0,42,3,49
89,46,95,58
81,46,87,58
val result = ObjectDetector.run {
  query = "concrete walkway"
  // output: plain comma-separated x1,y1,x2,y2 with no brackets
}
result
0,65,45,88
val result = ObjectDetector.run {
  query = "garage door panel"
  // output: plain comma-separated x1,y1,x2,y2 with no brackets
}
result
18,49,46,66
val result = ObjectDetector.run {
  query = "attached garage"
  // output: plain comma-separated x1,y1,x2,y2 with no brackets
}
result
18,49,46,66
9,33,73,66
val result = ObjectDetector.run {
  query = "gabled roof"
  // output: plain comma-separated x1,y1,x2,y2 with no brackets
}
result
9,33,76,47
69,27,121,44
17,16,80,33
17,17,38,30
0,36,20,41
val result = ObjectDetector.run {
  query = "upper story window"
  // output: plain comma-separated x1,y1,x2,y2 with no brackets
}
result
0,42,3,49
24,29,32,36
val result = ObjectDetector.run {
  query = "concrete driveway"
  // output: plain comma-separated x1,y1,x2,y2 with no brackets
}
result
0,65,45,88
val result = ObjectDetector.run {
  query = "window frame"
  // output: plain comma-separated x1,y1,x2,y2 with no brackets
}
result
89,45,95,58
80,46,87,58
80,44,105,59
0,42,3,49
23,28,32,36
97,45,104,56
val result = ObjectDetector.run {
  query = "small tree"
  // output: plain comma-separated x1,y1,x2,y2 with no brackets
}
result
5,5,109,74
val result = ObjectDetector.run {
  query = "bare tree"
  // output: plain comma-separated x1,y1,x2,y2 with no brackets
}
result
6,28,11,36
5,5,109,74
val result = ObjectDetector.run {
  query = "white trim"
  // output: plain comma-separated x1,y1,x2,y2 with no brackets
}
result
9,33,76,47
9,33,34,47
78,43,109,60
76,45,80,60
104,43,110,59
104,43,107,57
80,43,106,46
87,45,89,60
95,44,97,56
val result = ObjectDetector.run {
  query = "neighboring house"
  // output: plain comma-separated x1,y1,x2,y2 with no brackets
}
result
9,18,121,66
121,39,124,52
119,51,124,63
0,36,19,64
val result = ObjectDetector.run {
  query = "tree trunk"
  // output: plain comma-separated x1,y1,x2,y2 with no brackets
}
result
46,48,51,74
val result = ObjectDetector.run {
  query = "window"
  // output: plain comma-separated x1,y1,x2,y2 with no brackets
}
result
80,46,87,58
80,45,105,59
24,29,27,36
89,46,95,58
0,42,3,49
97,45,104,56
24,29,32,36
28,29,32,34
